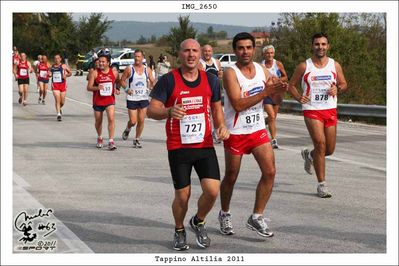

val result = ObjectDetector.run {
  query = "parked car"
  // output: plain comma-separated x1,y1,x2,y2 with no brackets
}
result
82,47,132,71
110,49,135,71
213,53,237,69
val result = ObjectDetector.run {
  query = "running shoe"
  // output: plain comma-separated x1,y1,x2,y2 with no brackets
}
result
271,139,279,149
173,230,189,251
22,101,27,106
57,115,62,121
301,148,313,175
317,183,332,198
18,96,22,104
42,99,45,105
96,137,103,148
218,210,234,235
189,216,211,248
38,97,42,104
246,215,274,237
108,141,117,150
122,128,130,140
133,139,142,149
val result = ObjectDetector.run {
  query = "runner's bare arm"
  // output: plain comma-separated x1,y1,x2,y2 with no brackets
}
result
288,62,309,104
223,67,286,112
147,67,155,88
328,62,347,96
147,98,169,120
48,63,52,77
335,61,348,93
86,70,100,91
277,61,288,82
216,59,223,79
120,66,131,90
13,64,18,77
113,68,121,95
28,62,33,73
64,64,72,77
211,101,229,140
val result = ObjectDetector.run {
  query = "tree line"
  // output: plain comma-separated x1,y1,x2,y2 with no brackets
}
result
270,13,386,105
13,13,386,105
13,13,112,61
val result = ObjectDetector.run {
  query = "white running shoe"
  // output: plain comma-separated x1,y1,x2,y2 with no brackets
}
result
301,148,313,175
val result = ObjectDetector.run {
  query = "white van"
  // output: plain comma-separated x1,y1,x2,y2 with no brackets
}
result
110,49,135,71
213,53,237,69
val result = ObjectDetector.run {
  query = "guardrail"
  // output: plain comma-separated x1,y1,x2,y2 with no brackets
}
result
280,100,386,118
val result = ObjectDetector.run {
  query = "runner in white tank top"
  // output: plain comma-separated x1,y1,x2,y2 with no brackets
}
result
261,45,288,149
301,57,337,110
220,32,288,238
120,49,155,148
224,62,267,135
126,65,150,102
288,33,347,198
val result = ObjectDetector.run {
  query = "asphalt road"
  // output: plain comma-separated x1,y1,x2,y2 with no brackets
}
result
12,72,386,254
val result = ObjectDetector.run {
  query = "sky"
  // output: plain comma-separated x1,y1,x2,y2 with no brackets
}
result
71,13,281,27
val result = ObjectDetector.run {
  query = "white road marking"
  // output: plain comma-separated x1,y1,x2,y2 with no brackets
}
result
13,172,94,253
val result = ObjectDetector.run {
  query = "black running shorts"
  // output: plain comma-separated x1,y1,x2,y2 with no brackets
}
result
168,148,220,190
17,78,29,85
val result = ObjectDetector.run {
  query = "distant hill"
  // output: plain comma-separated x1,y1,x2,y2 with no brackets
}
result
105,21,261,42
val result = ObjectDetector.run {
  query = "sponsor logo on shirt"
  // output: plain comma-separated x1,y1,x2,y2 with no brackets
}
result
182,96,203,105
311,75,332,81
243,86,263,97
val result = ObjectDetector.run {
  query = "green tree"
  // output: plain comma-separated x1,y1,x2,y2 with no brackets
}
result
156,35,169,47
13,13,76,58
150,35,157,43
76,13,113,53
137,35,147,44
207,26,215,39
271,13,386,105
166,15,197,58
197,34,217,47
216,30,228,39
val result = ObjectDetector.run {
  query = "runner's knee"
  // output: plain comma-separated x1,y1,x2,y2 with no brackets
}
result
174,190,190,205
223,170,239,186
203,183,220,199
262,166,276,180
314,140,326,152
325,146,335,156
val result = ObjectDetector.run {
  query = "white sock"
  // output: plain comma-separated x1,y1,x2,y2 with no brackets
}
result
252,213,263,219
308,151,313,161
109,138,114,142
98,136,102,139
57,112,61,116
220,210,230,216
318,181,326,186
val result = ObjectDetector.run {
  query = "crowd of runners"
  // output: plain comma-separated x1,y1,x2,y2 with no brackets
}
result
13,31,347,251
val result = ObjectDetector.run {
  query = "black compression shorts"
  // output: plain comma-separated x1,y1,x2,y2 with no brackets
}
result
168,148,220,190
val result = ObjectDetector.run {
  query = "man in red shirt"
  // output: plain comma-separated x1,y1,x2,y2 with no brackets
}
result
13,52,33,106
87,51,120,150
148,39,229,251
